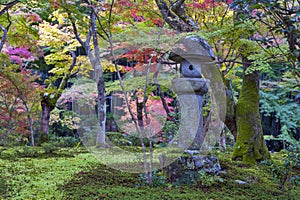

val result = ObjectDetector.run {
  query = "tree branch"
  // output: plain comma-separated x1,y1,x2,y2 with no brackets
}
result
0,0,19,17
171,0,199,31
155,0,196,32
58,50,77,91
69,16,85,47
0,6,13,52
0,23,9,52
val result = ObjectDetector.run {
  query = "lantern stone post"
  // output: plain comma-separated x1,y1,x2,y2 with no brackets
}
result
160,36,223,184
170,35,215,150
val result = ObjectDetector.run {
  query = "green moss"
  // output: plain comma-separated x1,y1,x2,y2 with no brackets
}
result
232,73,270,164
0,176,7,197
0,147,298,199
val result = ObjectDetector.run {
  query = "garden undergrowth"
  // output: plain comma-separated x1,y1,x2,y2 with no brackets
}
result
0,146,298,200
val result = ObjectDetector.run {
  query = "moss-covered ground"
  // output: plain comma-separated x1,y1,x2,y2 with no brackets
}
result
0,146,299,200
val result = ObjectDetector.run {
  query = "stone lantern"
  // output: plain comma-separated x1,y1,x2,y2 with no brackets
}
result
159,36,223,183
170,35,215,150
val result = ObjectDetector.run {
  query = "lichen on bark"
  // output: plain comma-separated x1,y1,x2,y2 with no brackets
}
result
232,70,270,164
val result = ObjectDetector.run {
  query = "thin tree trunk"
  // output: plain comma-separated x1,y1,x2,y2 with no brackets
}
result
69,3,106,146
29,116,34,147
143,64,153,186
96,76,106,146
40,100,54,143
23,102,34,146
148,138,153,186
219,128,226,151
223,78,237,141
89,11,106,147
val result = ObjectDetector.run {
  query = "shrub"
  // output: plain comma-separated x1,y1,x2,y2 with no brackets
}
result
42,142,59,154
19,146,38,157
48,133,80,148
106,132,150,147
137,169,166,187
106,132,131,146
58,136,80,147
261,145,300,196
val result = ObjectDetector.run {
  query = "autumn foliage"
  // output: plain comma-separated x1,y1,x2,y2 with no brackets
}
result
113,91,174,141
0,66,42,143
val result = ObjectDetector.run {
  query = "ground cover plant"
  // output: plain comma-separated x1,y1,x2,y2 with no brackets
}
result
0,146,299,200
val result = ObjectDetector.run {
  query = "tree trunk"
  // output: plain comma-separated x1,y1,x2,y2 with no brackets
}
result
223,78,237,141
39,100,54,144
219,129,226,151
96,76,106,146
89,11,106,147
28,114,34,147
23,103,35,147
232,63,270,163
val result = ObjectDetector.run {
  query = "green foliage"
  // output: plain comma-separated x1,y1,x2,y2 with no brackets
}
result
246,55,271,75
1,0,300,198
48,133,80,148
41,142,59,154
246,43,290,75
200,11,259,63
106,72,178,94
106,132,132,146
49,108,81,132
5,14,40,47
19,145,38,157
123,134,150,147
196,171,224,187
159,113,179,145
137,168,167,187
260,77,300,139
112,27,183,52
261,145,300,195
